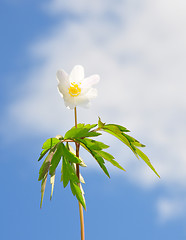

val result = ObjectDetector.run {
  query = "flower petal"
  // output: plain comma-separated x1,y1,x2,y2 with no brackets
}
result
63,95,76,109
81,74,100,88
75,95,90,108
57,83,69,98
86,88,98,99
56,70,69,86
69,65,84,83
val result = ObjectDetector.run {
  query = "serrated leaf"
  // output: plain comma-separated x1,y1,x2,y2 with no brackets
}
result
98,118,133,150
49,143,63,175
105,124,130,132
38,149,49,161
70,181,86,210
98,117,105,128
70,180,76,196
103,124,126,135
84,131,101,138
92,151,110,178
102,126,138,157
42,138,60,150
135,148,160,178
122,133,145,147
96,150,126,171
64,127,101,139
68,144,87,167
39,150,55,208
60,142,81,164
61,158,64,182
72,123,97,130
71,163,85,183
62,156,80,188
73,123,85,128
80,174,85,184
65,158,79,183
78,138,109,151
79,139,110,178
100,120,144,154
50,174,55,200
61,143,80,186
84,123,98,130
40,173,47,208
38,151,54,181
64,128,86,139
80,183,86,205
96,150,115,161
62,157,70,187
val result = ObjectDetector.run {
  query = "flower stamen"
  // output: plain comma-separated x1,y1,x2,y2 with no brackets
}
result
69,82,81,97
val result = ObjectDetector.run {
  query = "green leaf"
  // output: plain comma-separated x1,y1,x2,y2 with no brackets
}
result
78,138,109,151
64,127,101,139
60,142,82,164
49,143,63,175
91,151,110,178
98,117,105,128
80,183,86,205
74,123,86,128
72,123,97,130
38,151,54,181
98,118,160,177
40,173,47,208
38,149,49,161
65,158,79,183
79,139,110,178
50,174,55,200
96,150,126,171
70,181,86,210
64,128,85,139
38,150,55,208
102,125,138,157
71,163,85,183
84,123,98,130
42,138,60,150
96,150,114,160
62,156,79,188
80,173,85,184
99,118,144,153
68,144,87,167
135,148,160,178
61,158,64,182
61,157,70,187
105,124,130,132
122,133,145,147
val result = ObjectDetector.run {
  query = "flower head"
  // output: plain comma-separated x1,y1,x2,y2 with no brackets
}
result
57,65,99,109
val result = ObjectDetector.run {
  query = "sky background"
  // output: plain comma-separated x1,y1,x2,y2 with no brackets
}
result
1,0,186,239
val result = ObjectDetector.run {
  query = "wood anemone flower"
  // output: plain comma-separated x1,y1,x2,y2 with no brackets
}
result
57,65,100,109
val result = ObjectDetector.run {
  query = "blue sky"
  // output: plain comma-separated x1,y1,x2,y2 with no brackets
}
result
1,0,186,239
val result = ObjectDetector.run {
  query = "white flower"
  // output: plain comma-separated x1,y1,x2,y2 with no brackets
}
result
56,65,100,109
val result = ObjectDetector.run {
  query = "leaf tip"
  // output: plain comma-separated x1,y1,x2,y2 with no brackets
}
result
98,117,105,128
157,173,161,179
40,201,43,209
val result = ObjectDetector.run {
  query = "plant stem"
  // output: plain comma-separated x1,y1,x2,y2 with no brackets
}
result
74,107,85,240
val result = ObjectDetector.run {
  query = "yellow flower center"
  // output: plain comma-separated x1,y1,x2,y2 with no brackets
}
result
69,82,81,97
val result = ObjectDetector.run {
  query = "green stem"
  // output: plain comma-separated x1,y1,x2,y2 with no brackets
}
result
74,107,85,240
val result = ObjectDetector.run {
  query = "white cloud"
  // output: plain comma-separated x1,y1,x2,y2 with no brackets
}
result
45,0,128,16
5,0,186,221
157,196,186,223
